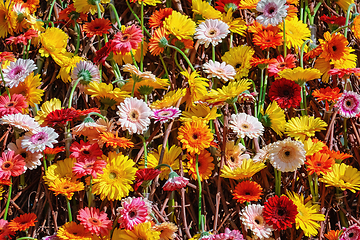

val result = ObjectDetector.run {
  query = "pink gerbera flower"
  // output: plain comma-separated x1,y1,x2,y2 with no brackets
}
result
77,207,112,236
0,151,26,180
163,171,189,191
194,19,229,48
336,91,360,118
118,197,149,230
110,25,143,55
70,140,103,162
72,159,107,178
268,54,296,77
209,228,245,240
152,107,181,124
0,94,28,117
203,60,236,82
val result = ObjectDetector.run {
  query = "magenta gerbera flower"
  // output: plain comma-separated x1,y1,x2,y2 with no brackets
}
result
152,107,181,124
336,91,360,118
70,140,103,162
118,197,149,230
77,207,112,236
0,94,28,118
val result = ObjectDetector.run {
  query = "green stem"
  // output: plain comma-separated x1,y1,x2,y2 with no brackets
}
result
74,22,81,55
125,0,151,37
154,163,172,170
174,51,185,72
88,176,93,207
313,173,319,203
16,238,37,240
4,178,12,220
47,0,57,28
0,64,11,99
68,77,83,109
300,40,310,68
308,174,316,201
304,0,308,24
343,118,348,149
131,79,136,97
140,1,144,71
159,55,169,78
275,169,281,196
43,154,47,172
169,191,175,222
167,44,195,72
25,39,31,59
232,102,238,114
195,154,203,231
300,0,304,21
95,1,102,19
130,50,139,69
66,197,73,222
336,188,349,228
212,45,217,89
86,112,106,120
345,3,357,38
258,68,264,118
108,3,121,28
283,18,287,57
302,86,308,115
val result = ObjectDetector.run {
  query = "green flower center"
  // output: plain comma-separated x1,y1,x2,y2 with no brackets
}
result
109,172,117,179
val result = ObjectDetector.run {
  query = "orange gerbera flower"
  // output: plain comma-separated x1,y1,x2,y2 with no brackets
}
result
187,150,215,181
232,180,263,204
83,18,112,38
321,148,352,162
304,45,323,61
0,179,11,186
312,87,342,103
319,32,351,62
250,57,274,68
8,213,37,232
49,178,85,200
286,5,298,19
13,0,39,14
100,132,134,149
58,4,88,27
352,15,360,39
324,229,341,240
178,119,213,155
305,152,334,176
149,27,169,56
253,30,283,50
149,8,173,28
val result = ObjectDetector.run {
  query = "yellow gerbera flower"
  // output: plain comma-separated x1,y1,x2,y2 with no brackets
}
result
287,191,325,237
319,163,360,192
57,222,92,240
164,11,196,40
132,0,161,5
285,116,327,142
222,45,254,79
335,0,354,13
280,17,310,50
314,57,331,83
239,0,259,9
220,158,266,179
74,0,110,14
180,103,220,122
43,158,76,185
113,42,148,65
34,98,62,125
181,71,209,109
221,9,247,36
121,78,169,95
261,101,286,137
0,0,17,38
49,178,84,200
39,27,68,65
9,72,44,107
303,138,326,156
112,221,161,240
57,54,83,83
92,152,137,201
333,52,357,69
139,144,182,180
192,0,222,20
278,67,321,86
150,88,186,109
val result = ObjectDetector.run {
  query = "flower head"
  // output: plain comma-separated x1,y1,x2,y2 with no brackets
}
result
44,108,79,126
268,78,301,109
152,107,181,124
319,32,352,62
21,126,59,153
222,45,254,79
163,171,189,191
70,140,102,162
187,150,215,181
77,207,112,236
0,94,28,118
71,61,101,88
0,151,26,180
100,132,134,149
57,222,92,240
164,11,196,40
49,178,84,200
83,18,111,38
256,0,288,26
112,221,161,240
285,116,327,142
209,228,245,240
340,225,360,240
111,25,143,55
72,159,107,178
336,91,360,118
149,8,173,28
312,87,342,103
232,180,262,204
241,204,273,239
7,137,42,170
221,158,266,179
8,213,37,232
281,17,310,49
134,168,161,191
229,113,264,139
305,152,334,176
194,19,229,48
203,60,236,82
2,59,37,88
268,54,296,77
118,197,149,230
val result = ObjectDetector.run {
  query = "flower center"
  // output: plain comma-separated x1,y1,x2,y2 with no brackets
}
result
241,124,249,129
285,151,290,156
84,162,94,169
128,109,140,122
5,102,15,108
93,25,101,30
349,233,354,238
283,89,290,96
158,111,172,117
206,28,218,38
235,63,242,69
332,45,337,52
245,192,251,195
82,150,90,155
30,132,49,145
89,217,101,226
346,100,352,107
129,211,137,219
121,34,130,42
264,2,278,17
9,66,25,79
277,208,285,216
2,161,13,170
20,152,27,158
192,133,199,140
109,172,117,179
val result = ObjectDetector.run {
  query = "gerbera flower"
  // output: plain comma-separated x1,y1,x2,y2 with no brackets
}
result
177,119,213,155
352,15,360,39
222,45,254,79
151,89,186,110
44,108,79,127
0,113,40,133
21,126,58,153
149,8,173,28
261,101,286,136
163,11,196,40
216,0,241,12
250,57,273,68
229,113,264,139
0,0,16,38
263,195,298,231
163,172,189,191
92,152,137,200
221,158,266,179
268,54,296,77
287,191,325,237
209,228,245,240
312,87,342,103
83,18,111,38
324,230,342,240
0,52,15,63
152,107,181,124
340,225,360,240
232,180,262,204
305,152,334,176
319,32,351,62
241,204,273,239
8,213,37,232
0,94,28,118
100,132,134,149
256,0,288,26
39,28,68,62
281,17,310,49
321,15,346,27
122,63,157,83
112,221,161,240
58,4,88,27
118,197,149,230
192,0,222,20
303,138,326,156
329,68,360,78
49,178,84,200
73,0,110,14
7,137,42,170
34,98,62,125
268,138,306,172
0,151,25,180
116,97,152,135
203,60,236,81
336,91,360,118
43,158,75,185
269,78,301,109
0,219,14,239
187,150,214,181
320,163,360,192
181,71,209,108
44,146,65,161
285,116,328,142
149,27,169,56
110,25,143,55
2,59,37,88
70,140,103,162
216,141,250,168
194,19,229,48
71,61,101,90
253,29,283,50
321,149,352,162
278,67,322,85
57,222,92,240
134,168,161,191
72,159,107,178
153,222,178,240
77,207,112,236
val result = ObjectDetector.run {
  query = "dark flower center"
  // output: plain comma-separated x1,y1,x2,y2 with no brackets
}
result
5,102,15,108
283,90,290,96
82,150,90,155
235,63,242,69
93,26,101,30
3,162,11,169
192,133,199,140
349,233,354,237
332,46,337,52
245,192,251,195
285,151,290,156
255,219,260,224
268,7,276,14
346,100,352,107
277,209,285,216
121,34,130,42
129,211,136,218
21,152,27,158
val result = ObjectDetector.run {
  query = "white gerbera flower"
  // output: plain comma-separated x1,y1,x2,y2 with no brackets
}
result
117,97,152,135
2,59,37,88
241,204,273,240
8,137,42,170
0,113,40,133
21,126,59,153
268,137,306,172
194,19,230,48
229,113,264,139
256,0,288,27
203,60,236,82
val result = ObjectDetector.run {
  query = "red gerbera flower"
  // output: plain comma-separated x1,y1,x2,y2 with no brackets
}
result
134,168,161,191
215,0,241,12
0,219,14,239
268,78,302,109
0,94,28,117
6,29,38,46
110,25,143,55
320,15,346,26
0,52,16,63
250,57,274,68
253,30,283,50
8,213,37,232
149,8,173,28
268,54,297,77
83,18,112,38
94,43,112,65
263,195,298,231
44,108,79,126
312,87,342,103
70,140,103,162
163,171,189,191
0,151,26,180
58,4,88,27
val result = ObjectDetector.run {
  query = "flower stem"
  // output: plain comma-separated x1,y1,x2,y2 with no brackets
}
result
300,40,310,68
174,51,185,72
108,3,121,28
336,188,349,228
308,174,316,201
232,102,238,114
74,22,81,55
275,169,281,196
167,44,195,72
195,154,203,231
131,78,136,97
4,178,12,220
16,238,37,240
313,173,319,203
140,1,144,71
43,154,47,172
159,55,169,78
345,3,357,38
86,112,106,120
130,50,139,69
343,118,348,149
68,77,83,109
66,198,73,222
88,176,94,207
154,163,172,170
283,18,287,58
258,68,264,118
0,63,11,99
125,0,151,37
25,39,31,59
212,45,217,89
47,0,57,28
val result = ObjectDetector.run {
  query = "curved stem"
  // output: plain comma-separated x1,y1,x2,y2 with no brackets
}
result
167,44,195,72
74,22,81,55
300,40,311,68
4,178,12,220
47,0,57,28
195,154,203,231
0,65,11,99
174,51,185,72
125,0,151,37
86,112,106,120
66,198,73,222
345,3,357,38
154,163,172,171
159,55,169,78
232,102,238,114
68,77,83,109
108,3,121,28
